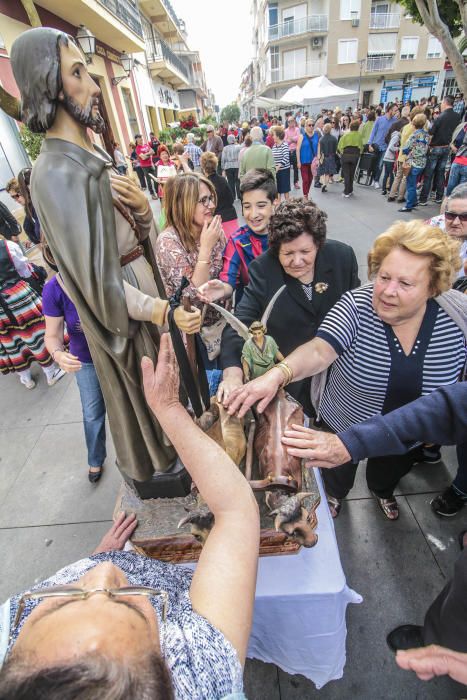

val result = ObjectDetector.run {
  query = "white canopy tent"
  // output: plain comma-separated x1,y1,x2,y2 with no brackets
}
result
279,85,304,105
301,75,357,103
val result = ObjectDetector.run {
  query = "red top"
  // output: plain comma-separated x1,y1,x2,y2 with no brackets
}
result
136,143,154,168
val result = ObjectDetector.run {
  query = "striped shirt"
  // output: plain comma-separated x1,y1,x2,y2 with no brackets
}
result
184,142,202,167
272,141,290,170
316,284,466,433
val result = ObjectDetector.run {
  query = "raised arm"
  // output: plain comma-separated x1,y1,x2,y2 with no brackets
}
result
142,335,259,665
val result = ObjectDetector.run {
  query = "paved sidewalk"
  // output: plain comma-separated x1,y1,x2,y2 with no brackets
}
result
0,181,462,698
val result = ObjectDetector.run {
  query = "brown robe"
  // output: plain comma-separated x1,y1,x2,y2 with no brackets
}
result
31,138,176,481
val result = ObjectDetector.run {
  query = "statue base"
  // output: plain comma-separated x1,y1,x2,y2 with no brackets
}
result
120,458,192,500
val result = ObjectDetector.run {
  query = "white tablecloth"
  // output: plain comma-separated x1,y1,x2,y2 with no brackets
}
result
247,468,362,689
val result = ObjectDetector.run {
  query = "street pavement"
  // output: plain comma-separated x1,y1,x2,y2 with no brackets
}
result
0,179,463,698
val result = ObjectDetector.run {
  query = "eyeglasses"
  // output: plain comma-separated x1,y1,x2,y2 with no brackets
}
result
444,210,467,222
198,194,215,208
10,585,169,641
10,193,21,200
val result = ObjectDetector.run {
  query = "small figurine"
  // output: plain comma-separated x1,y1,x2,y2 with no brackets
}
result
241,321,285,380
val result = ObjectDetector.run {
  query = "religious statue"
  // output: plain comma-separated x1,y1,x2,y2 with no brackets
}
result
10,28,201,497
241,320,285,380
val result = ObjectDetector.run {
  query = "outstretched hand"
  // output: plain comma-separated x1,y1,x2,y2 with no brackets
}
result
142,333,181,416
93,512,138,554
396,645,467,685
282,425,351,468
225,368,283,418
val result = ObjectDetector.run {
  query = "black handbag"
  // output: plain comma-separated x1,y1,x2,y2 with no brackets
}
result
28,263,47,295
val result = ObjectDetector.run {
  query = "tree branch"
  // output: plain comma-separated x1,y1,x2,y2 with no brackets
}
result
412,0,436,34
455,0,467,35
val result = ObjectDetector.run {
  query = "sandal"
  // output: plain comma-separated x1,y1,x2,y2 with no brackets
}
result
371,491,399,520
327,495,342,519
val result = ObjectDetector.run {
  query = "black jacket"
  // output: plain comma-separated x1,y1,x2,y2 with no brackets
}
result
429,108,461,147
209,173,237,223
0,202,21,240
219,239,360,413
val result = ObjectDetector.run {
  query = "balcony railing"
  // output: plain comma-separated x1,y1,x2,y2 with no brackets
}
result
365,55,395,72
265,60,325,85
146,35,190,81
268,15,328,41
369,12,400,29
161,0,182,28
97,0,143,37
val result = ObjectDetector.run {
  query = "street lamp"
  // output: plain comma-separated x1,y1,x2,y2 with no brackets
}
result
75,25,96,64
111,52,134,85
357,57,366,107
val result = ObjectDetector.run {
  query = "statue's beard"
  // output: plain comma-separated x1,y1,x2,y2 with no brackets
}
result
62,92,105,134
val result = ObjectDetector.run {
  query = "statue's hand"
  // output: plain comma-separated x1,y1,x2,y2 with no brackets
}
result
173,305,202,334
111,173,148,213
142,333,181,414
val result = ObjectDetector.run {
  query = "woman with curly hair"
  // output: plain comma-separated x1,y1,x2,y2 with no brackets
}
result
218,197,359,411
227,221,465,522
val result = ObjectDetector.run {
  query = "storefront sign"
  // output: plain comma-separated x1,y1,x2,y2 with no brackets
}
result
402,86,412,102
153,81,179,110
412,76,435,87
95,43,122,65
380,88,388,103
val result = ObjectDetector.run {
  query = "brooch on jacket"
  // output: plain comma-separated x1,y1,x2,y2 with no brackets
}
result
314,282,329,294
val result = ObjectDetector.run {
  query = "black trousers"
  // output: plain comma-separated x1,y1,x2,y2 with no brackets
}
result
140,166,156,195
424,549,467,653
226,168,240,199
290,150,299,185
341,151,360,195
134,167,146,189
322,451,418,500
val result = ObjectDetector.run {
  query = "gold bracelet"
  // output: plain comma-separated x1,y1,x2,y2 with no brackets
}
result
276,361,294,387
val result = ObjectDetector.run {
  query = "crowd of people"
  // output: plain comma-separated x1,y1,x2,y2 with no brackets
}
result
1,83,467,694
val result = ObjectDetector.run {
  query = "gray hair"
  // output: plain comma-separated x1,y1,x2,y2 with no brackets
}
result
10,27,72,133
250,126,264,142
186,133,195,142
227,134,236,144
447,183,467,203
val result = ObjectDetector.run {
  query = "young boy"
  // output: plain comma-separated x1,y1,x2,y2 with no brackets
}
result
197,169,278,304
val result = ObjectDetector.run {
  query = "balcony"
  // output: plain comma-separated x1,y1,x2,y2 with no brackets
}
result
35,0,145,51
369,13,401,29
268,15,328,41
365,55,395,72
138,0,184,40
263,60,326,87
146,36,190,87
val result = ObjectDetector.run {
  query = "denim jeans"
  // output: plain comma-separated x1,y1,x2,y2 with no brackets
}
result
372,149,385,183
405,165,423,209
446,162,467,196
75,363,107,468
419,146,450,202
382,160,395,192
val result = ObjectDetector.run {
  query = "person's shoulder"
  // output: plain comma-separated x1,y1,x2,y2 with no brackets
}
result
322,238,355,259
249,248,279,274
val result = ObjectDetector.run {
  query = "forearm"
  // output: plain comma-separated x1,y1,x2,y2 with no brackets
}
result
45,330,64,357
156,404,256,517
284,337,336,383
123,281,168,324
191,253,212,288
339,384,467,462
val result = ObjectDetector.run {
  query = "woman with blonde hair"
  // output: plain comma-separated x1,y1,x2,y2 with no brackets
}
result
155,172,226,365
226,220,466,521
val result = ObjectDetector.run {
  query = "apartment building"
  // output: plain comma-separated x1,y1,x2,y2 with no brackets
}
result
247,0,446,110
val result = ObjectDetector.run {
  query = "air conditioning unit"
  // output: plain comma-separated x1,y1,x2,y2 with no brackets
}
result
351,11,360,26
312,36,324,50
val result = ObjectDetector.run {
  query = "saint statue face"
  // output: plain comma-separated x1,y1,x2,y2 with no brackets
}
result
59,41,105,133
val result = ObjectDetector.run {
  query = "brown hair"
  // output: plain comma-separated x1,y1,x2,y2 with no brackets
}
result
0,653,174,700
164,173,217,251
272,125,285,140
172,143,185,155
200,151,218,176
368,220,461,295
5,177,19,194
269,198,327,256
350,120,360,132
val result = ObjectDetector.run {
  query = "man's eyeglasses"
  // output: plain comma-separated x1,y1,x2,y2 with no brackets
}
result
10,585,169,641
198,194,215,208
444,210,467,222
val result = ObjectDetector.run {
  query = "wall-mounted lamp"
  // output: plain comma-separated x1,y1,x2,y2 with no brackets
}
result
111,52,133,85
76,25,96,64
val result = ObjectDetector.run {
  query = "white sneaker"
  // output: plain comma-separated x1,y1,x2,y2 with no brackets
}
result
374,182,380,189
47,368,66,387
21,378,36,390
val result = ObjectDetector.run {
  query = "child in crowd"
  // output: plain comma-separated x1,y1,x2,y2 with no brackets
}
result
381,130,400,196
271,126,291,201
197,168,278,305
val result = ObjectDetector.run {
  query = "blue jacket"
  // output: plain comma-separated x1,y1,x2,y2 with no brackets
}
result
340,383,467,462
369,115,397,150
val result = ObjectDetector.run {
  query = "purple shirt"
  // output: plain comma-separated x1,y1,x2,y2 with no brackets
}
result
42,276,93,363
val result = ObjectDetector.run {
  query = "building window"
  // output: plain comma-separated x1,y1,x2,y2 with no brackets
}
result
400,36,419,60
427,35,442,59
340,0,361,20
338,39,358,64
282,3,307,34
368,32,397,55
268,2,278,26
282,47,307,80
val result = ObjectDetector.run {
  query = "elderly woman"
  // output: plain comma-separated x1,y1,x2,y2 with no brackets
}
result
155,172,226,365
226,221,465,521
201,152,238,238
219,198,359,413
0,335,258,699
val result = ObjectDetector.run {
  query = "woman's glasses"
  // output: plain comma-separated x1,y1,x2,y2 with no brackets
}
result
444,210,467,222
10,193,21,200
198,194,215,208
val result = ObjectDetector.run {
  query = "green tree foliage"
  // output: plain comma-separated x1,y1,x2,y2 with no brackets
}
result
19,125,44,162
398,1,463,37
220,103,240,124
